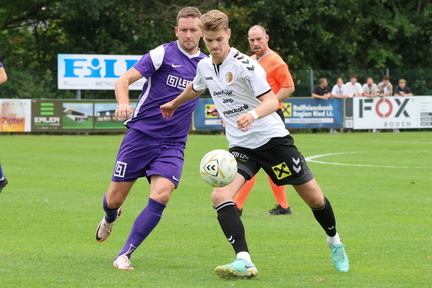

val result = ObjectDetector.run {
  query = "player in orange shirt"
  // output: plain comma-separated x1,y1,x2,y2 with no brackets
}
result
234,25,295,216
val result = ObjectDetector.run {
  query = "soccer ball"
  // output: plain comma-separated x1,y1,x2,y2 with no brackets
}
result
199,149,238,187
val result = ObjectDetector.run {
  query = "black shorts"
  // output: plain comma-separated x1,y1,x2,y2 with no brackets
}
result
229,135,314,186
275,108,285,123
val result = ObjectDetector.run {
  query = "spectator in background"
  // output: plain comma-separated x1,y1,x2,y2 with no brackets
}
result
329,78,347,134
375,76,399,133
312,78,335,134
377,76,393,96
394,79,413,96
362,77,378,97
331,78,348,98
312,78,331,100
345,74,363,97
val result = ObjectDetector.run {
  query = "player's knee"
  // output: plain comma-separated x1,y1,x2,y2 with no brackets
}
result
149,189,172,205
307,196,325,209
211,188,229,206
106,195,124,209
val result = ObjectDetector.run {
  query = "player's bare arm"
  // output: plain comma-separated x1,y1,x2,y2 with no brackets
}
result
237,91,279,132
0,67,7,85
114,67,142,120
312,93,329,100
276,86,295,102
160,83,203,119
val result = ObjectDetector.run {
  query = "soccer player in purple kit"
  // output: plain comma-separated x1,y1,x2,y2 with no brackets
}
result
94,7,206,270
0,60,8,193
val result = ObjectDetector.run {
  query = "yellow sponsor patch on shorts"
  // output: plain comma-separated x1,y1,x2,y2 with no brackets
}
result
272,162,292,180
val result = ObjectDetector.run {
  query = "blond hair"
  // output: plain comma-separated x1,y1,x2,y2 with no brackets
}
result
198,10,229,32
176,7,202,25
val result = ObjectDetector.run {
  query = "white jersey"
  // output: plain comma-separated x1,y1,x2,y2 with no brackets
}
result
193,48,288,149
345,82,363,97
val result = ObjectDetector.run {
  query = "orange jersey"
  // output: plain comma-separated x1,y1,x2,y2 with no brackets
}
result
251,51,294,109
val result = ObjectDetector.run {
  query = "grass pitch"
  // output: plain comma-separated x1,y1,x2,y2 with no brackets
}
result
0,131,431,287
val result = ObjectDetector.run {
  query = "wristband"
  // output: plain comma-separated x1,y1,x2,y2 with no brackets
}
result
248,110,259,120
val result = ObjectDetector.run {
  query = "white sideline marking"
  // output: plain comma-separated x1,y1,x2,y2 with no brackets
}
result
305,151,432,169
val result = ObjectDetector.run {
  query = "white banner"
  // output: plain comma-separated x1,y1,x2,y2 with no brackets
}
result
0,99,32,132
353,96,432,129
57,54,145,90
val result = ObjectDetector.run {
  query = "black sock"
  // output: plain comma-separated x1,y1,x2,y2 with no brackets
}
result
215,201,249,254
311,197,337,237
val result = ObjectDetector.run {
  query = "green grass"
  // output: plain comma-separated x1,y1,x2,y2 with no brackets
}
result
0,131,431,287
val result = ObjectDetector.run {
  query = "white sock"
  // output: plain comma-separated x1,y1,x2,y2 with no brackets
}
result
236,251,252,263
0,177,4,181
327,233,342,245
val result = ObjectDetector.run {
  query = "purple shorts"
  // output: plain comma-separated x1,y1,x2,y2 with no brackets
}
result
111,128,185,187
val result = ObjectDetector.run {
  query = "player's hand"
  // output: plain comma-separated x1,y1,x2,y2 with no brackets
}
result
221,118,226,127
205,106,225,126
115,104,134,121
206,105,219,116
236,113,254,132
160,101,178,119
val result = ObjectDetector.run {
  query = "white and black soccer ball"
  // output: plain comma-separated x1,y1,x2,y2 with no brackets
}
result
199,149,238,187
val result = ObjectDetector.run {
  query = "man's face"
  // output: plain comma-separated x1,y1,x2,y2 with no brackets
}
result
367,78,373,86
337,79,343,86
350,77,357,84
247,28,269,57
202,28,231,62
399,81,406,88
175,17,202,53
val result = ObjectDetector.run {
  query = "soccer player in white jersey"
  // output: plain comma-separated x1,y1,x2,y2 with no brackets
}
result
160,10,349,279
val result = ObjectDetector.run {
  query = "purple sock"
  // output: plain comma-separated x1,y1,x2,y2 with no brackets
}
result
103,193,119,223
117,198,166,259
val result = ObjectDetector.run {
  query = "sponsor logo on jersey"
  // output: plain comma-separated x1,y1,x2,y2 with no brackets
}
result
213,89,233,97
225,72,233,83
223,104,250,117
166,75,191,90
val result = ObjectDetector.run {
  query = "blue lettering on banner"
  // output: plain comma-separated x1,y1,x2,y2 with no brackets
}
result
58,54,143,90
63,59,86,78
61,55,139,78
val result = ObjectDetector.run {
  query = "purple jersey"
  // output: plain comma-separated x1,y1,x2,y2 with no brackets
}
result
0,61,3,67
125,41,206,143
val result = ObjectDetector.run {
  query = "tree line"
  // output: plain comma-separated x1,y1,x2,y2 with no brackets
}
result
1,0,431,98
